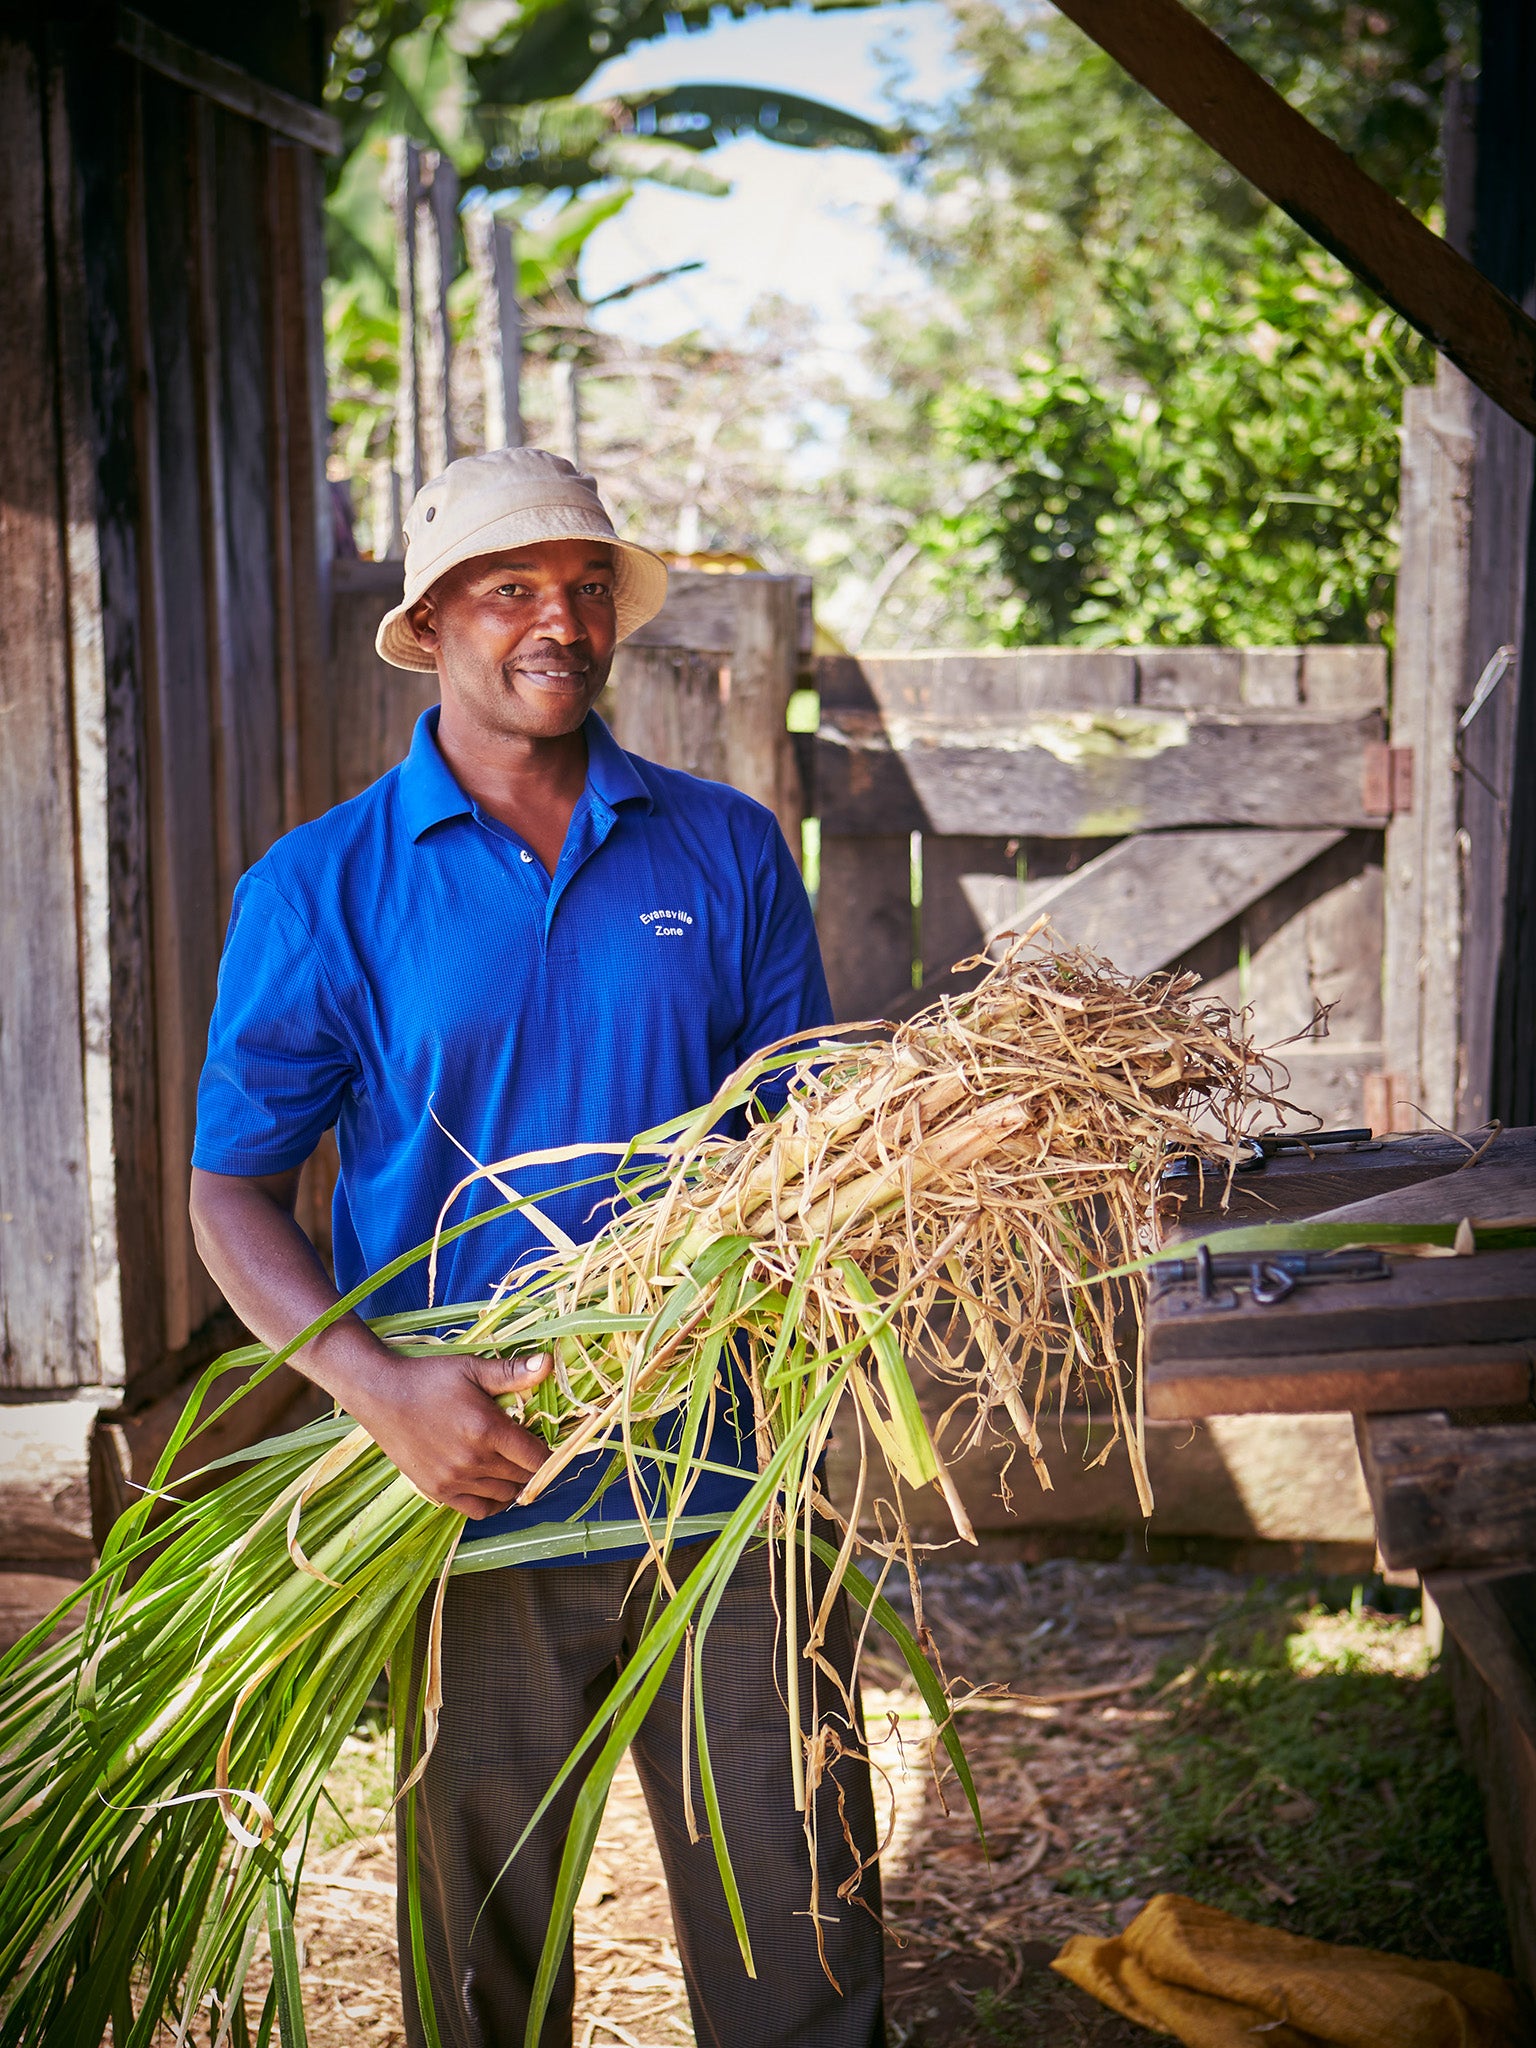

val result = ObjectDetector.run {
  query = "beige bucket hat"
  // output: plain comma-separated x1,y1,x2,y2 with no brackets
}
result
375,447,670,672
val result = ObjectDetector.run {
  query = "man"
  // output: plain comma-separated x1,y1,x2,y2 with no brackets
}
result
190,448,884,2048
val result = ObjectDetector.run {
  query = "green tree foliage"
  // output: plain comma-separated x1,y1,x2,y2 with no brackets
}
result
836,0,1468,649
923,234,1431,646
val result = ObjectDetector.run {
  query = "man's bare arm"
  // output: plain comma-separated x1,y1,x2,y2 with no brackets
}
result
189,1166,549,1518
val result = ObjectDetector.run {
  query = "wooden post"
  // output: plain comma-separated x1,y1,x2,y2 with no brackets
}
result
416,150,456,481
552,357,581,469
725,577,803,858
817,837,914,1021
371,458,402,560
387,137,421,504
1381,368,1475,1133
466,206,522,450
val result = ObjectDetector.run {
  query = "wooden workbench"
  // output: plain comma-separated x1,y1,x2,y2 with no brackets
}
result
1151,1124,1536,1981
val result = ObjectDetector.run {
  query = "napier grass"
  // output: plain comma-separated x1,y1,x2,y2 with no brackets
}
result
1,934,1287,2046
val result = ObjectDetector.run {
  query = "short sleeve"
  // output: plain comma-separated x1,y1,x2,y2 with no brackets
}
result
192,873,360,1176
734,820,833,1116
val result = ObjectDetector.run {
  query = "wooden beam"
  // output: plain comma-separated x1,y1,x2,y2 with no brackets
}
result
1147,1341,1535,1421
814,708,1387,836
990,827,1345,974
1382,371,1475,1133
1048,0,1536,436
114,9,341,156
1362,1415,1536,1575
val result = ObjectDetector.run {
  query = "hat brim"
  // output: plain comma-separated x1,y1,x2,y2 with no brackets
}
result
374,508,669,672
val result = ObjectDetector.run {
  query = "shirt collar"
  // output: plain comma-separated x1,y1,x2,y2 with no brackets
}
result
399,705,652,843
583,708,653,815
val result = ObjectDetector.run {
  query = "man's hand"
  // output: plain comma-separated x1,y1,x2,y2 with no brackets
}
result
190,1166,554,1518
338,1348,554,1518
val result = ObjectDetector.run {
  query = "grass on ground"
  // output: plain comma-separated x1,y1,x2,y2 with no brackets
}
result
969,1573,1508,2044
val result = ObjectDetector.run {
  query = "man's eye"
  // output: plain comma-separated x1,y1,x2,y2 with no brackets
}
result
495,583,528,597
580,582,614,597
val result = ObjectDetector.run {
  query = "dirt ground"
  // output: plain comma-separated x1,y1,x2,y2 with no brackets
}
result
256,1553,1490,2048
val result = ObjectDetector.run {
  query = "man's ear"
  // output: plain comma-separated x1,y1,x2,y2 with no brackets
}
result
407,594,439,654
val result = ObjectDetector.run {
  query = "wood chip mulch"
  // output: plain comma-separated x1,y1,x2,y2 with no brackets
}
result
258,1557,1247,2046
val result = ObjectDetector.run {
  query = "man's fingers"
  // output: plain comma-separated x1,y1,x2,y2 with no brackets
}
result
479,1405,550,1480
476,1351,553,1396
448,1487,522,1520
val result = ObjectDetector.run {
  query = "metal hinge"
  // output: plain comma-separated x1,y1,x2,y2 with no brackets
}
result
1363,742,1414,817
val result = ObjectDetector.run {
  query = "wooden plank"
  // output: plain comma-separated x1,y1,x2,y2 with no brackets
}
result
129,68,224,1353
816,834,913,1022
1253,855,1383,1043
814,708,1386,836
1164,1129,1482,1233
115,8,341,154
826,1407,1374,1546
920,836,1021,983
1461,393,1534,1129
0,35,99,1390
1440,1596,1536,1995
1301,645,1389,714
1239,650,1301,708
1048,0,1536,435
605,646,725,787
1137,647,1244,708
1383,381,1472,1132
269,142,335,831
67,28,167,1384
1150,1249,1536,1367
188,97,241,929
1150,1125,1536,1409
211,106,285,882
1361,1413,1536,1574
815,648,1137,716
47,43,126,1386
626,569,814,657
1261,1122,1536,1230
1228,1042,1378,1130
991,827,1345,972
725,575,802,859
1147,1343,1534,1421
0,1398,98,1566
1433,1569,1536,1773
331,569,437,804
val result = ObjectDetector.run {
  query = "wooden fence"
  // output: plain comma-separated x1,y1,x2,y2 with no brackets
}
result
812,643,1392,1130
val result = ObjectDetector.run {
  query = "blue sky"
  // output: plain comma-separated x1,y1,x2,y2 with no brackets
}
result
575,3,969,350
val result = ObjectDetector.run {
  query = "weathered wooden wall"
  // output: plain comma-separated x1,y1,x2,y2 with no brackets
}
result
811,644,1392,1129
0,10,337,1610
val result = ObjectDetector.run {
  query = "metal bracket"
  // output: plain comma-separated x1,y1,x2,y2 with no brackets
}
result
1363,742,1415,817
1152,1244,1390,1314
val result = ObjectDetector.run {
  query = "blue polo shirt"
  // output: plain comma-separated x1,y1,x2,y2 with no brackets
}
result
193,707,831,1547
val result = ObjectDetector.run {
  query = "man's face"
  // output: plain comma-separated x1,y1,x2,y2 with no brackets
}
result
406,537,618,740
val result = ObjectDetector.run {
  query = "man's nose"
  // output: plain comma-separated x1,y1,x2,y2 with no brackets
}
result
529,588,585,644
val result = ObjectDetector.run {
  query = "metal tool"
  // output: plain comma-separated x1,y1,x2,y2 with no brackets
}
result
1161,1126,1375,1183
1150,1243,1390,1313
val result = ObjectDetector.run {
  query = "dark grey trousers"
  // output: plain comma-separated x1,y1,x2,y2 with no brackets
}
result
398,1538,886,2048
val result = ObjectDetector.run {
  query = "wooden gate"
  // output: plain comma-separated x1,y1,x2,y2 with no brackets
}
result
811,644,1393,1131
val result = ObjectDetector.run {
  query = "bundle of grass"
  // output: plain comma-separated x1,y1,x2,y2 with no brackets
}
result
0,932,1275,2048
